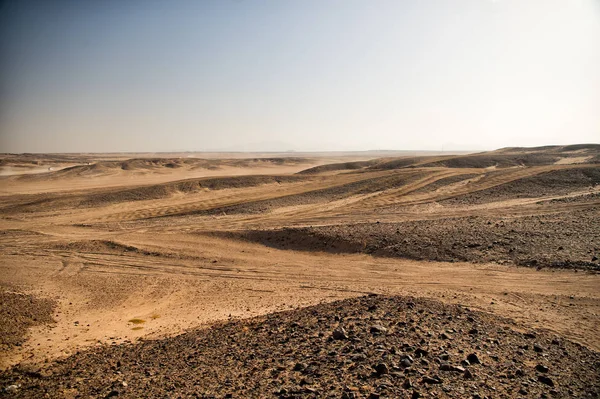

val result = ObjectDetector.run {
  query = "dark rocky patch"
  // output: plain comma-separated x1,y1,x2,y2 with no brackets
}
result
441,167,600,206
1,296,598,398
229,208,600,270
0,289,56,352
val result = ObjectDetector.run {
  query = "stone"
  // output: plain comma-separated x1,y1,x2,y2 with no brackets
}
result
535,364,549,373
4,385,20,393
370,325,388,334
534,344,544,353
466,353,481,364
294,362,308,372
374,363,389,376
415,348,429,358
440,364,465,372
421,375,442,384
538,375,555,387
333,327,348,340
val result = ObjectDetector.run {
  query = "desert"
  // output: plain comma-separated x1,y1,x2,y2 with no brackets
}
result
0,145,599,398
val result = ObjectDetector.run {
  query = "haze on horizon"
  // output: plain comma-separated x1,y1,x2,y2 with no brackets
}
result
0,0,599,154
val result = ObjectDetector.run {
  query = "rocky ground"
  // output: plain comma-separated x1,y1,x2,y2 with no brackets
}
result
1,295,599,398
232,207,600,271
439,168,600,206
0,287,56,352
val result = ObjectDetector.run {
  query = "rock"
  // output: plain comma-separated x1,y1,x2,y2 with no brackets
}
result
516,369,525,377
333,327,348,340
370,325,387,334
374,363,389,376
411,391,421,399
105,391,119,398
4,385,20,393
400,358,412,368
468,328,478,335
440,364,465,372
367,393,380,399
402,378,412,389
466,353,481,364
421,375,443,384
538,375,555,387
464,369,474,379
534,344,544,353
341,392,359,399
415,348,429,358
535,364,549,373
294,362,308,372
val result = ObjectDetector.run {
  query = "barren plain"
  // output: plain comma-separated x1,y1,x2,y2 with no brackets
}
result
0,145,599,398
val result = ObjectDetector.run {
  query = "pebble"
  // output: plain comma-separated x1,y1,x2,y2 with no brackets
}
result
535,364,549,373
538,375,555,387
466,353,481,364
332,327,348,340
421,375,443,384
534,344,544,353
370,325,388,334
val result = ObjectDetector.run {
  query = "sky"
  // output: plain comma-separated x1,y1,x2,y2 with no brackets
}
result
0,0,599,153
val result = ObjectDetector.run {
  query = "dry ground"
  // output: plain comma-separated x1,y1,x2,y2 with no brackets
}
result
0,146,599,397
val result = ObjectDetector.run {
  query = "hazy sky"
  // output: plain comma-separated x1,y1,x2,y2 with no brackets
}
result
0,0,599,153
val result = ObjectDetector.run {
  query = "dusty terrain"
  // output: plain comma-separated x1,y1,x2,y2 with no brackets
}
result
0,145,599,397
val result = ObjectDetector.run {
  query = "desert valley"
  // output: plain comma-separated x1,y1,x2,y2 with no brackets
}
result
0,145,599,398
